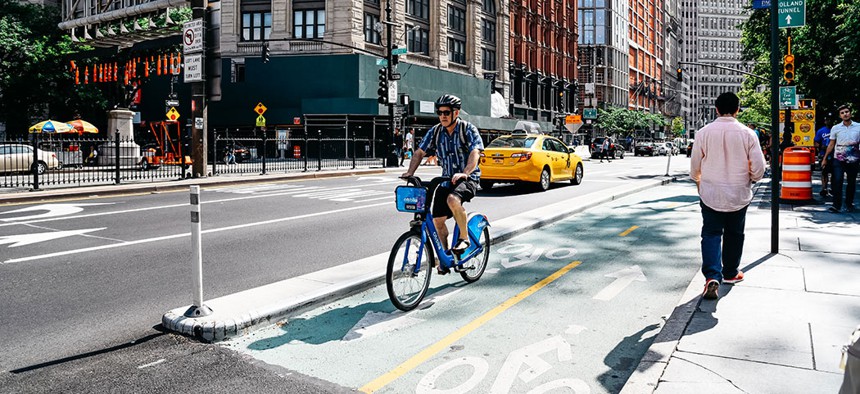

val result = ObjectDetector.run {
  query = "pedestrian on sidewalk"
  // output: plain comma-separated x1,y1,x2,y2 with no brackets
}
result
822,105,860,213
690,92,766,300
814,116,834,197
401,129,414,167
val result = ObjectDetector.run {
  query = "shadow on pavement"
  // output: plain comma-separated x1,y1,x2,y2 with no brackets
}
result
598,323,661,392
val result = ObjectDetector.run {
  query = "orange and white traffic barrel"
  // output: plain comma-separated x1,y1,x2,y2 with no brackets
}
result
293,145,301,159
780,147,813,201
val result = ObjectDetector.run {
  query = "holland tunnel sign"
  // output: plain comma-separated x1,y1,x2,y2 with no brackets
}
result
778,0,806,28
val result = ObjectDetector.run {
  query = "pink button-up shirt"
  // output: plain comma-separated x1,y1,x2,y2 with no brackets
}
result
690,116,766,212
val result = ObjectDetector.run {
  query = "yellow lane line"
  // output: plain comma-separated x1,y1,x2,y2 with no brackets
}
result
619,225,639,237
359,260,583,393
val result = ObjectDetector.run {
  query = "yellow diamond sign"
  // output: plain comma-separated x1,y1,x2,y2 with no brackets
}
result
254,102,267,115
166,107,180,121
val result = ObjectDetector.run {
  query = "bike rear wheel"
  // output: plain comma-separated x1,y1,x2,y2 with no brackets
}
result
460,227,490,283
387,231,434,311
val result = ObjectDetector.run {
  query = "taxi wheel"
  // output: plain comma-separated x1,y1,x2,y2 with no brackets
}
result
537,167,551,191
571,163,583,185
479,180,494,190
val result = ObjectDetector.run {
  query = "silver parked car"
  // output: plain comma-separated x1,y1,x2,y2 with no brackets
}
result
0,144,60,175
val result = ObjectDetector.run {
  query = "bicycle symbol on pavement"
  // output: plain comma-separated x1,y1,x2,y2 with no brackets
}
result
497,243,578,269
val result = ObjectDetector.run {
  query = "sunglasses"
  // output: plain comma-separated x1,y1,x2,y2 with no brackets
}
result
436,110,453,116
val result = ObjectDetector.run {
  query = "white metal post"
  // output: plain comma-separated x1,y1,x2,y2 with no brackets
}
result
185,185,212,317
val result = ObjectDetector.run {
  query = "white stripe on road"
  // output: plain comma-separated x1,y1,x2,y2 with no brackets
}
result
0,184,395,228
1,202,389,264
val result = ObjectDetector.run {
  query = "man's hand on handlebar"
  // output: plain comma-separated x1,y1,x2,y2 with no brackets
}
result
400,172,413,179
452,173,468,184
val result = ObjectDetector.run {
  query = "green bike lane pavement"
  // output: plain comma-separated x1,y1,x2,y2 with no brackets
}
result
221,181,704,393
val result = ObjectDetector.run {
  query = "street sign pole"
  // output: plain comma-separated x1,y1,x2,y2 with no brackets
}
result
770,0,781,253
189,1,207,178
384,0,397,167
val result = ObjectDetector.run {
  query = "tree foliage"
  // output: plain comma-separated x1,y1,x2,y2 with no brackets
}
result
596,107,667,136
739,0,860,115
0,0,107,139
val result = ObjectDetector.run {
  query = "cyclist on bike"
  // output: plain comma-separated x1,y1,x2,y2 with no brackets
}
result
402,94,485,264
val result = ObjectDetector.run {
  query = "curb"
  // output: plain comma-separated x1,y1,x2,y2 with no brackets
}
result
0,168,390,204
161,175,679,342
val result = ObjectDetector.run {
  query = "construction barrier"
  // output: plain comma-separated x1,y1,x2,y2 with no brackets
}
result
293,145,301,159
781,147,813,201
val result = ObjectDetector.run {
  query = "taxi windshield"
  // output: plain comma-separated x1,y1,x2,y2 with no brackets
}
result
488,136,537,148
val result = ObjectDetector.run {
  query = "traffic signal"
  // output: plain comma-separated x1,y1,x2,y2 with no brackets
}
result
676,67,683,81
377,68,388,104
262,41,271,64
783,54,795,83
391,45,400,67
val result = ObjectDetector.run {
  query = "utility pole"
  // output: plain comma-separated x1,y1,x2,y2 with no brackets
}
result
769,0,780,253
190,0,207,177
383,0,397,167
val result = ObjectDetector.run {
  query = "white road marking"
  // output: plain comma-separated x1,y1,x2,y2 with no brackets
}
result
592,265,647,301
565,325,588,335
0,228,106,248
2,202,389,264
0,203,113,222
137,359,166,369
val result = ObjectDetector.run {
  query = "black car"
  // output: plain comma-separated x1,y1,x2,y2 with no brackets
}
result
635,142,656,156
590,137,625,159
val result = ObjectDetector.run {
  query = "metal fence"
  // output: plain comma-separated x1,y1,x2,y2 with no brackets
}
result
1,131,385,190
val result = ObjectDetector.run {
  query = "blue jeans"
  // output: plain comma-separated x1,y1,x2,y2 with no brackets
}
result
831,159,859,209
700,201,748,282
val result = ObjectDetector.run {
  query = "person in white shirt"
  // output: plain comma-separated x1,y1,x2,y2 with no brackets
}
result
401,129,414,166
822,105,860,213
690,92,766,300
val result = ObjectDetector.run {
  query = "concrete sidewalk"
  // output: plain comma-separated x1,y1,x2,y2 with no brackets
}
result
622,176,860,393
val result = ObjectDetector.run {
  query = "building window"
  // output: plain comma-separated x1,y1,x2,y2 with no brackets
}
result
364,13,380,44
448,6,466,33
407,0,429,20
241,0,271,41
481,19,495,43
482,48,496,71
294,9,325,39
407,26,429,55
482,0,495,14
448,38,466,65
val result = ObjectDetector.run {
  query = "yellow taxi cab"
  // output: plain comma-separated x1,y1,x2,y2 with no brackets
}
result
479,132,583,191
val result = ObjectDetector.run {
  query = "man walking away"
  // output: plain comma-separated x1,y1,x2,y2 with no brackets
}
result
690,92,766,300
815,116,834,197
823,105,860,213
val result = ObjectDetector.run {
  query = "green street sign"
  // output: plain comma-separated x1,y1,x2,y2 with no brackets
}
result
391,47,407,55
778,0,805,28
376,58,388,66
583,108,598,119
780,86,797,107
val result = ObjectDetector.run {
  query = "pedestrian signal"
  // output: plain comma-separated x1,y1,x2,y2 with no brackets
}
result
783,54,795,83
676,67,683,81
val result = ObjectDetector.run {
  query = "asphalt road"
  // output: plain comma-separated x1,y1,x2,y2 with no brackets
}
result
0,154,691,391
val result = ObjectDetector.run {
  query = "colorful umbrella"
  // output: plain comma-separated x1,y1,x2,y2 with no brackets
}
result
66,119,99,134
28,120,75,134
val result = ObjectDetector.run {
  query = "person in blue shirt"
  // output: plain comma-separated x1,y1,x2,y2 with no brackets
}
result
402,95,485,266
814,116,834,197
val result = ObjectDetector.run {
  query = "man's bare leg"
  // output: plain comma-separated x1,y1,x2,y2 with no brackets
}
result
433,216,449,250
448,194,469,248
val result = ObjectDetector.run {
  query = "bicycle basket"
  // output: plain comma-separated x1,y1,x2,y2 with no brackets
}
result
395,185,426,213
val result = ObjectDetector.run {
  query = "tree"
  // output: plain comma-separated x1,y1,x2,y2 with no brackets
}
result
0,0,107,139
596,107,667,137
740,0,860,114
670,117,684,138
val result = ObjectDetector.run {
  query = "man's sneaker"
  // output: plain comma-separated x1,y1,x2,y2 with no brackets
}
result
723,271,745,284
451,238,471,254
828,206,841,213
703,279,719,300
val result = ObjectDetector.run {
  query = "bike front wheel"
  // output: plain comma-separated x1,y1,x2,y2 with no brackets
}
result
460,227,490,283
386,231,434,311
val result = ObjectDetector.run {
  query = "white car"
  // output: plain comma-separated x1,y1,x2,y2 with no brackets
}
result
656,142,678,156
0,144,60,175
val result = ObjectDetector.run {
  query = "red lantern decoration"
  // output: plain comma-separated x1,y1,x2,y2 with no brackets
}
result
157,55,162,76
75,67,80,85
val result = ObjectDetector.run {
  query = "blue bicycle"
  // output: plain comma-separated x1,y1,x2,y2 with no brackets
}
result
387,176,491,311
